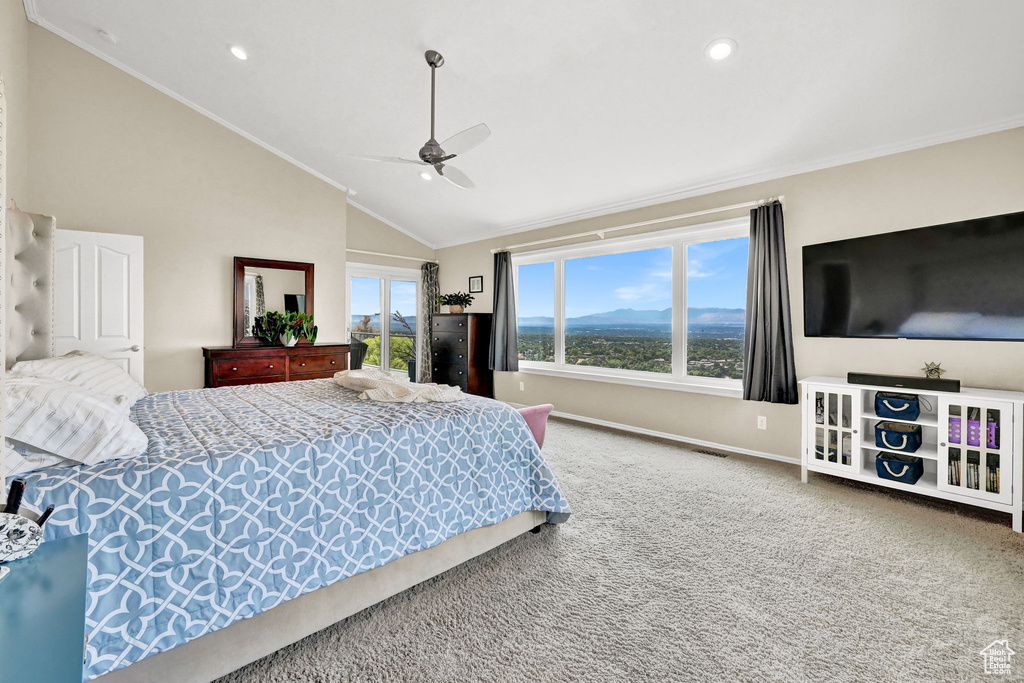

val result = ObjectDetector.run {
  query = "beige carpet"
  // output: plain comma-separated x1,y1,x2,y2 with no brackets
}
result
218,418,1024,682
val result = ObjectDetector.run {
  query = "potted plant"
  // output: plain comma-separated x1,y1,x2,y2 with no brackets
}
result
437,291,475,314
253,311,317,347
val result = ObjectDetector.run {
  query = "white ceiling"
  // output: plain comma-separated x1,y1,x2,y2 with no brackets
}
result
26,0,1024,249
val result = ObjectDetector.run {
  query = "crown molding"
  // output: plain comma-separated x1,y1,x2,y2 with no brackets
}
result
346,199,437,250
431,115,1024,250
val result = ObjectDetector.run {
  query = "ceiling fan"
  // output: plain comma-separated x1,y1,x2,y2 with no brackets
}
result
345,50,489,189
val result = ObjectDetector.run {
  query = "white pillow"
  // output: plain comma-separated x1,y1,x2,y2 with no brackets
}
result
4,373,148,467
12,350,147,407
5,440,73,477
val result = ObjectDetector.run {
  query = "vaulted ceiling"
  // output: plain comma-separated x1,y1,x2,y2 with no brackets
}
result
26,0,1024,248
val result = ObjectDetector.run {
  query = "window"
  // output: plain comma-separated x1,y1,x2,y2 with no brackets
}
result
513,217,749,396
347,264,422,374
516,262,555,362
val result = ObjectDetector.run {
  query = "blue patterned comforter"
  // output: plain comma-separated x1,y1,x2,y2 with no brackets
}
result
11,379,570,680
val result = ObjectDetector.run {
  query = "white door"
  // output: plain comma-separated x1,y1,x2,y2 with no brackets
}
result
937,397,1013,505
806,385,860,474
55,230,145,385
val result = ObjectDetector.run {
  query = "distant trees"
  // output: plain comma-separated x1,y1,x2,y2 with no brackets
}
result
516,328,743,379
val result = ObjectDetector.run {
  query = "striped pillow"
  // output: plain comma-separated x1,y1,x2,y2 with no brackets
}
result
4,373,148,467
12,350,147,407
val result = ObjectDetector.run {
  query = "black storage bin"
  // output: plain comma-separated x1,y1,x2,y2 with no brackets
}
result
875,452,924,485
875,421,923,453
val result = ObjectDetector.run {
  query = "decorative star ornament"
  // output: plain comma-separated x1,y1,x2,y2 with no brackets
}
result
921,362,946,379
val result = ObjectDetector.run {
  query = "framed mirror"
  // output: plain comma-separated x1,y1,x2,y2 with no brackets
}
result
233,257,314,346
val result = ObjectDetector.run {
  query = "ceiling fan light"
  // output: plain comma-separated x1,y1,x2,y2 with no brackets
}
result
229,45,248,61
418,171,432,181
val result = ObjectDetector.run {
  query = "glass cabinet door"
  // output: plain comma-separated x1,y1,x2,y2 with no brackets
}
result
938,398,1012,505
809,387,859,474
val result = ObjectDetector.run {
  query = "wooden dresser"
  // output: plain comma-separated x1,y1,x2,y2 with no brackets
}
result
430,313,493,397
203,343,350,388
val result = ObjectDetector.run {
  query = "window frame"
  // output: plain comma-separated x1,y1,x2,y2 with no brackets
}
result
346,263,423,377
512,216,749,398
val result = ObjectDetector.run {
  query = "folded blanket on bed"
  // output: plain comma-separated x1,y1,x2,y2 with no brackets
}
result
334,368,464,402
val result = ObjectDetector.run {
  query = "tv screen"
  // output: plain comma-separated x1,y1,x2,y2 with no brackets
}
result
803,210,1024,341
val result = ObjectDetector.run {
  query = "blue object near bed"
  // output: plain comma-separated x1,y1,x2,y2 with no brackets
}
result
10,379,570,680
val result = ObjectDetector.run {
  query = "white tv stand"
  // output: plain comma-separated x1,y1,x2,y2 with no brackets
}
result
799,376,1024,533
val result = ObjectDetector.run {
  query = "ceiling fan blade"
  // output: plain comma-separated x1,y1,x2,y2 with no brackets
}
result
437,164,475,189
343,154,427,165
440,123,490,157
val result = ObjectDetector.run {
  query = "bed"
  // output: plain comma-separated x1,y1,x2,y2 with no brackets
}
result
4,206,570,682
13,379,569,681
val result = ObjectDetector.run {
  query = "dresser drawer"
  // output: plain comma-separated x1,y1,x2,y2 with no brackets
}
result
216,357,286,380
290,353,346,374
431,346,468,364
431,331,468,349
433,316,468,332
433,363,469,388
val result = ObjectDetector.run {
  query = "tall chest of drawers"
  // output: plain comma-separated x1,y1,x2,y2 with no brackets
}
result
430,313,493,397
202,343,350,388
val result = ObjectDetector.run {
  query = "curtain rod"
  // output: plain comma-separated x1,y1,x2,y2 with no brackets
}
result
346,248,437,264
491,196,784,254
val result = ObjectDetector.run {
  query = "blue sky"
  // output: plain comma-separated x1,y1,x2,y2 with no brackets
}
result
516,237,749,318
351,277,418,329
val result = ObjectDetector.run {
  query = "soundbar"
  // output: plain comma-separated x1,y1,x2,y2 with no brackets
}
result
847,372,960,393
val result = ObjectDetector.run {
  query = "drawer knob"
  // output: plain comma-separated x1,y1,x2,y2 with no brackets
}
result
330,360,336,364
231,367,237,371
300,363,306,367
459,322,464,327
459,338,464,343
459,354,464,359
459,371,464,375
269,365,274,369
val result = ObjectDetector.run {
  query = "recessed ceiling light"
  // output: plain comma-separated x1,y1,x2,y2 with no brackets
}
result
97,29,118,45
418,171,432,181
229,45,248,61
704,38,737,61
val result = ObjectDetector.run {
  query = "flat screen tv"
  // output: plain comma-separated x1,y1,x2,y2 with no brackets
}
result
803,210,1024,341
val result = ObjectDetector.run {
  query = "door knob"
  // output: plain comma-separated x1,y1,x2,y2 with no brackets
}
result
127,345,141,352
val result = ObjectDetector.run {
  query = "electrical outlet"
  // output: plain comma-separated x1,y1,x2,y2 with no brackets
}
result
519,381,525,391
757,416,767,430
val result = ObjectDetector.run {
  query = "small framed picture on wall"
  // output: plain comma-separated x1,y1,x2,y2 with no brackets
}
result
468,275,484,293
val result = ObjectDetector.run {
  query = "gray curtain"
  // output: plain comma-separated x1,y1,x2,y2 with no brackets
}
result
742,201,798,404
418,262,440,382
489,251,519,371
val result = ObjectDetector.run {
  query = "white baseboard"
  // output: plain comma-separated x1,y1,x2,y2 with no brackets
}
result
508,402,798,465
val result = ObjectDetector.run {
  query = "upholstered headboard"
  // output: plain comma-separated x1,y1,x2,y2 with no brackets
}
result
5,203,56,369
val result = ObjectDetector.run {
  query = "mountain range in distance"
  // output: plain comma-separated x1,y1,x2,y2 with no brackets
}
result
518,307,744,327
350,308,744,332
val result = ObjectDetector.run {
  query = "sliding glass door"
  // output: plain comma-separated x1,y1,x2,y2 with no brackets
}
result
347,264,421,374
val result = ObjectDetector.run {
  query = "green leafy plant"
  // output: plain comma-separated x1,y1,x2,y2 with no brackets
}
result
437,292,475,308
253,311,317,345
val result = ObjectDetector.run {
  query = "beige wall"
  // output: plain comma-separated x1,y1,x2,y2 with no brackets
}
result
0,0,29,203
437,127,1024,460
346,205,435,268
24,26,348,391
19,26,428,393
